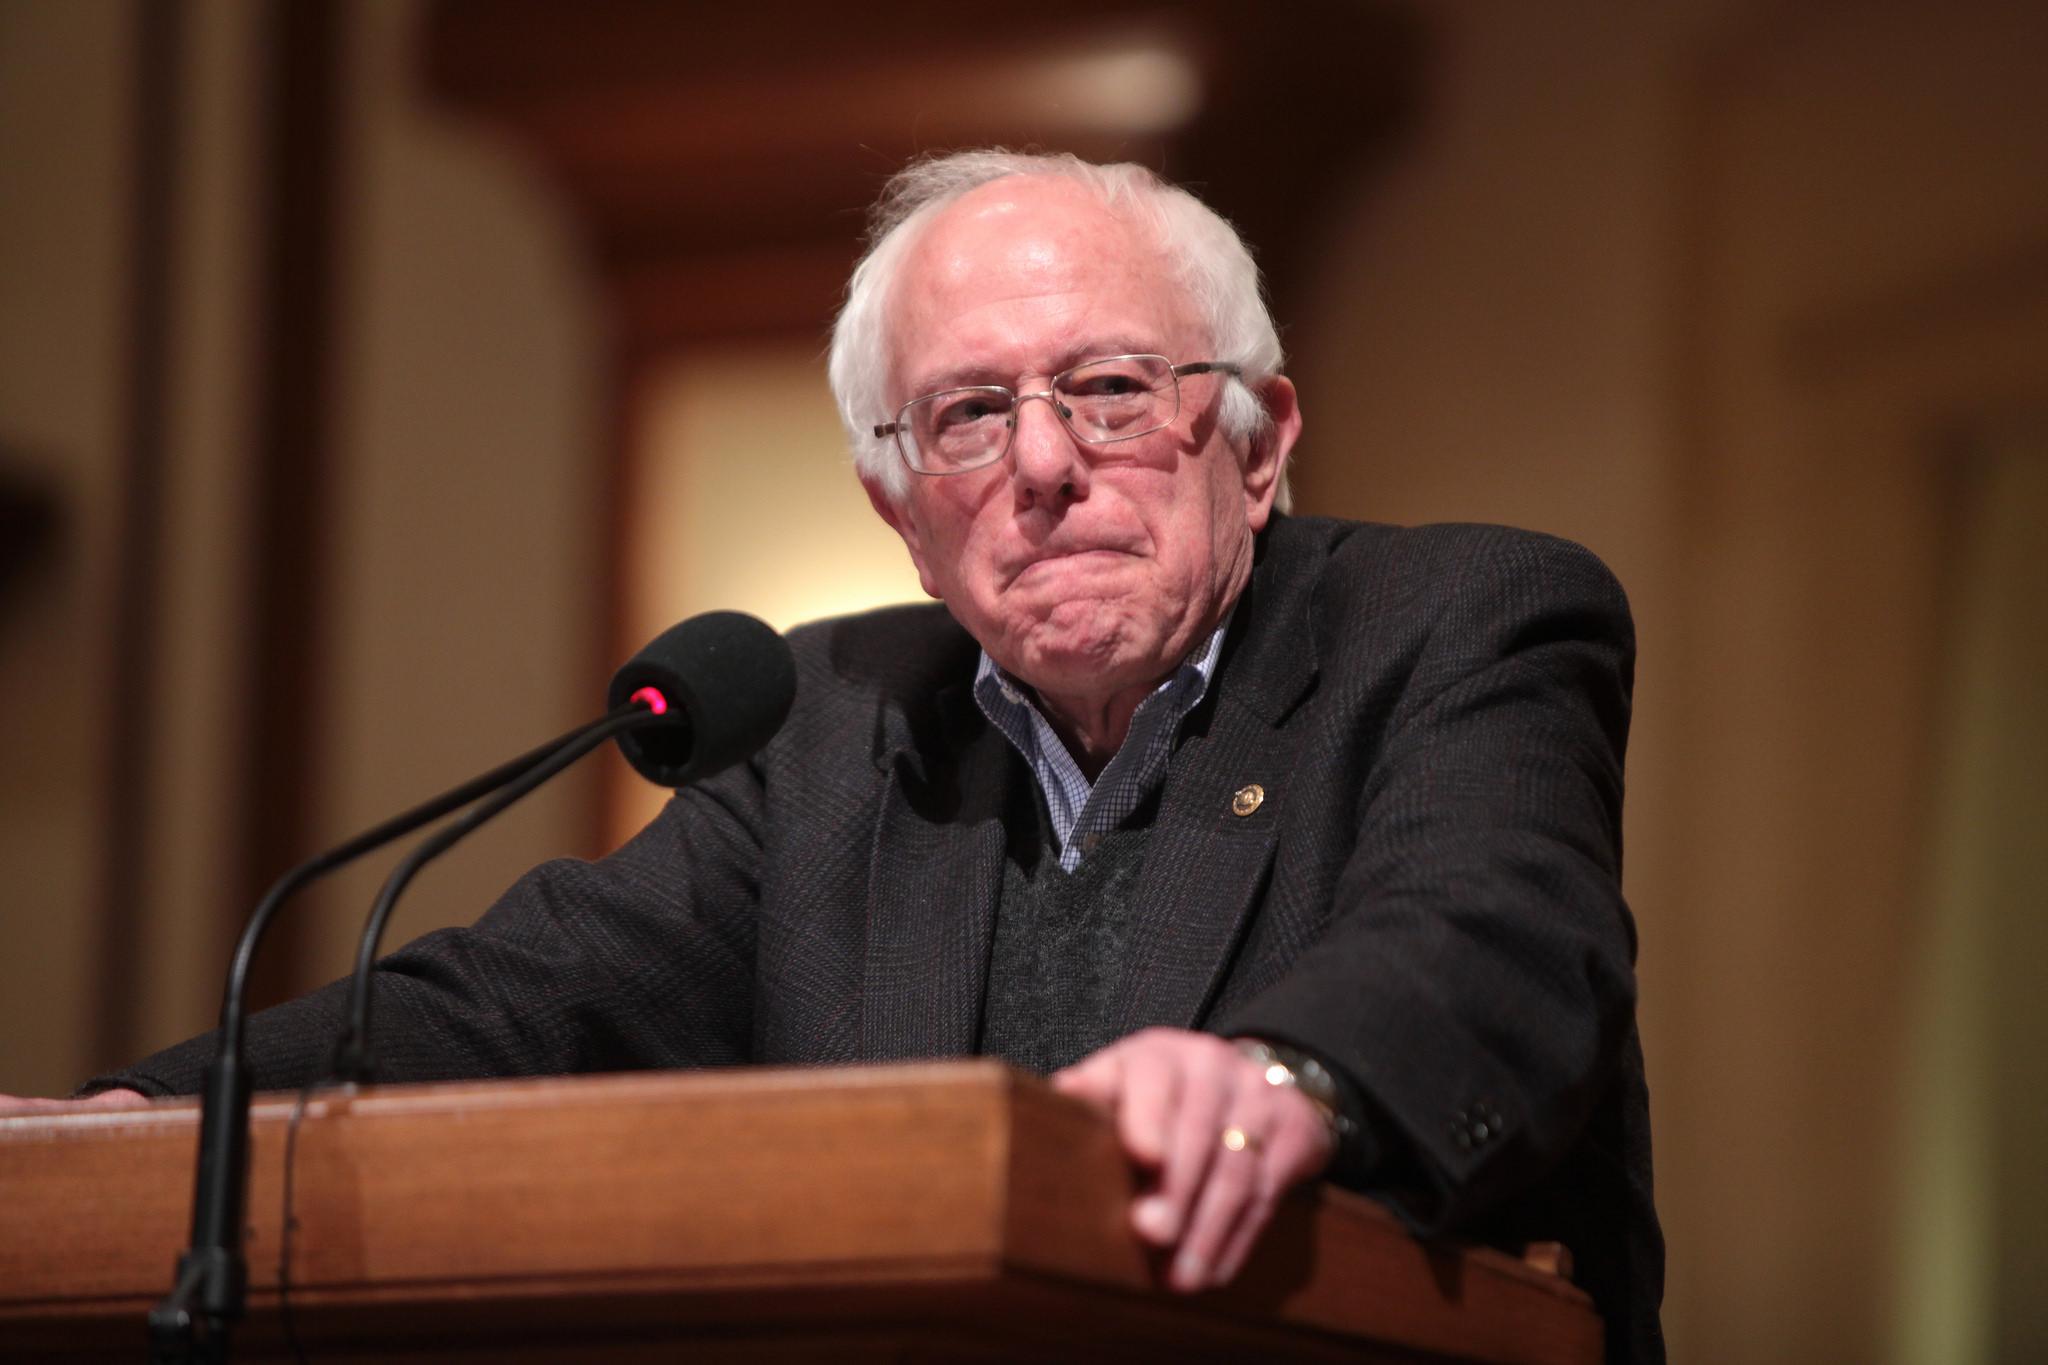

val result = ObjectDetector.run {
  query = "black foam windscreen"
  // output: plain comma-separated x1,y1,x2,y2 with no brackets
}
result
606,611,796,787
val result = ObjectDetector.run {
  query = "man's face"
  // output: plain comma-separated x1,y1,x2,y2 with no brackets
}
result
867,178,1297,708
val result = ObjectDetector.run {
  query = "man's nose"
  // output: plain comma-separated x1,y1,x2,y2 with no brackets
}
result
1008,392,1088,506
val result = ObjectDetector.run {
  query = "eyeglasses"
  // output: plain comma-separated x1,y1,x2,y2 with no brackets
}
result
873,354,1242,477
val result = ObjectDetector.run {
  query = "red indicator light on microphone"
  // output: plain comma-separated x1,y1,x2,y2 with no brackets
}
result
630,686,669,716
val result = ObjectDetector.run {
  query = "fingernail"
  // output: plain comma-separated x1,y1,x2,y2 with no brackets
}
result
1172,1249,1207,1289
1134,1196,1177,1242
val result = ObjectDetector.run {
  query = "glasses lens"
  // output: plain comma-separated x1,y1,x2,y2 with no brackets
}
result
902,387,1014,473
1055,355,1175,443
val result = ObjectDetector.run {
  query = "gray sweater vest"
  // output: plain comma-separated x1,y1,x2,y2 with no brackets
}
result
979,785,1157,1073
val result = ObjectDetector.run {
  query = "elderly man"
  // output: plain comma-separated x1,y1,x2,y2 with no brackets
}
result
53,152,1662,1361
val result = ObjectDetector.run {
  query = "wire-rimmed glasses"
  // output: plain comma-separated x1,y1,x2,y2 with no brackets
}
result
873,354,1242,476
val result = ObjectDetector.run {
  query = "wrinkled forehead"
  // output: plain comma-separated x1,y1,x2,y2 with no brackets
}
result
883,177,1202,393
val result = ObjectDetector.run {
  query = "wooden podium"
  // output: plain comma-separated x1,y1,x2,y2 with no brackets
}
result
0,1062,1600,1362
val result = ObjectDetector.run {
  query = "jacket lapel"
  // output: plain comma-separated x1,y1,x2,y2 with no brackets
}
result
1107,531,1321,1035
853,521,1322,1054
858,682,1010,1060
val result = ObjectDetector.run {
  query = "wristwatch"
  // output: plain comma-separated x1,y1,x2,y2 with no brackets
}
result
1233,1037,1359,1143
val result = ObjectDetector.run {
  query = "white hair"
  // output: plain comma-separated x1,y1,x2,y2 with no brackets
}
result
828,149,1290,509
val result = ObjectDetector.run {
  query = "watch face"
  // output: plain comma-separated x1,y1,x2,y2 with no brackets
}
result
1232,1040,1355,1144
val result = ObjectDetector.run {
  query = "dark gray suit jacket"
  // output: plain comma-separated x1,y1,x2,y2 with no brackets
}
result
98,515,1663,1363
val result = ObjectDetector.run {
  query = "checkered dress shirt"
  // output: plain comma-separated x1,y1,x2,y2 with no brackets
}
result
972,611,1231,872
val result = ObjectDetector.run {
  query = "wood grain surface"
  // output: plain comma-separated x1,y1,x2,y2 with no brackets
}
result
0,1061,1599,1362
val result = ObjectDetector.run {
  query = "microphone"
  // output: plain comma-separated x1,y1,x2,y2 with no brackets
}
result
150,611,795,1364
334,610,797,1082
609,610,802,786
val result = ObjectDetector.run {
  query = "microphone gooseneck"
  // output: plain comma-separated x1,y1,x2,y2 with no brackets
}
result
152,712,626,1365
336,611,796,1081
329,705,645,1082
151,611,795,1364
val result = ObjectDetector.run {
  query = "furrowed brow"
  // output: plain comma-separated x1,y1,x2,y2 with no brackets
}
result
904,363,1010,399
904,338,1165,400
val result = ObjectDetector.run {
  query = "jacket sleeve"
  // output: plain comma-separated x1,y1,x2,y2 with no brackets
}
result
79,759,770,1098
1215,527,1638,1235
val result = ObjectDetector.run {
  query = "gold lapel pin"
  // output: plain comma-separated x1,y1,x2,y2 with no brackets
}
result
1231,783,1265,817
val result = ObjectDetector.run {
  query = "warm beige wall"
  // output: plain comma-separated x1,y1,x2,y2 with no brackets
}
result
290,0,605,992
134,0,266,1075
0,0,134,1096
615,344,926,841
1288,1,1733,1107
1290,1,2048,1360
0,0,607,1086
1288,7,1722,1334
1968,449,2048,1365
1667,8,2048,1360
1901,444,2048,1363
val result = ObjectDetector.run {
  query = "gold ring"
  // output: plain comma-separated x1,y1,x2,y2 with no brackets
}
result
1220,1125,1260,1154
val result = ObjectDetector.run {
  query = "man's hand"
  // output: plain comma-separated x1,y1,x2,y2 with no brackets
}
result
0,1088,148,1115
1053,1027,1336,1292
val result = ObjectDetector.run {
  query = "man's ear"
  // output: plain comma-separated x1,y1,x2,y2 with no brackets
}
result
1241,374,1301,531
861,474,943,600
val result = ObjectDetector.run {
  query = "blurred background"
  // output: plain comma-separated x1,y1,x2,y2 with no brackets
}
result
2,0,2044,1359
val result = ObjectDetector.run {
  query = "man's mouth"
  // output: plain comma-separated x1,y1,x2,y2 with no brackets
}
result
1013,547,1132,582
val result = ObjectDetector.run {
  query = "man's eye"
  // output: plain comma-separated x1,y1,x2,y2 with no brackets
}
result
1066,373,1145,398
933,396,1007,430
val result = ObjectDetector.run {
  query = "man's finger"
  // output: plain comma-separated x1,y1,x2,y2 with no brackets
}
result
1167,1114,1266,1291
1208,1128,1308,1286
1139,1050,1235,1248
1208,1102,1334,1286
1112,1049,1181,1171
1208,1177,1282,1288
1050,1050,1121,1108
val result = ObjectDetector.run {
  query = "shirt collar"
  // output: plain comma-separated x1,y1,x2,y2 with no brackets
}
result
971,603,1235,871
971,602,1233,746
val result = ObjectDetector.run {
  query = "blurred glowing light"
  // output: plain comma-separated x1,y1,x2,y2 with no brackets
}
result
1022,43,1203,135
